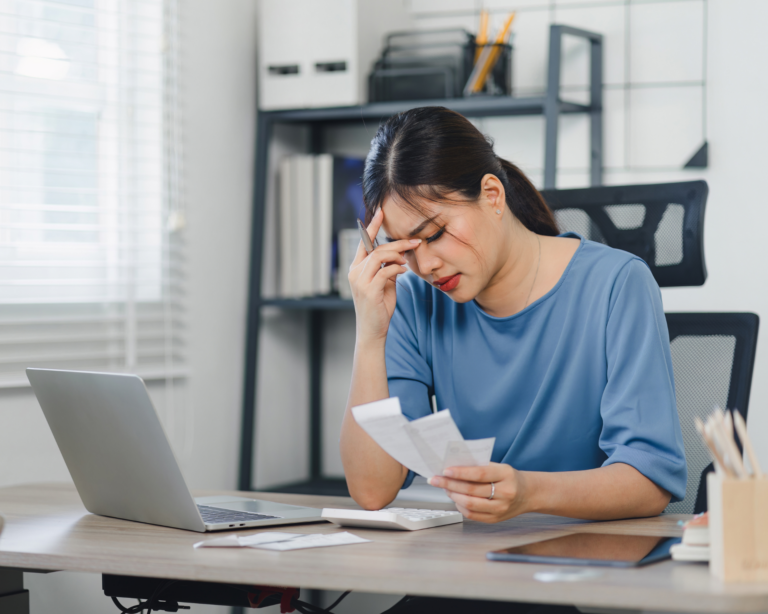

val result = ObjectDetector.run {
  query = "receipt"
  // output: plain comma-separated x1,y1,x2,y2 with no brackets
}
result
443,438,495,471
351,398,435,478
351,397,495,478
194,531,369,551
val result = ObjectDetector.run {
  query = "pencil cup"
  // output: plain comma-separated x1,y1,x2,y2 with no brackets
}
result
708,473,768,582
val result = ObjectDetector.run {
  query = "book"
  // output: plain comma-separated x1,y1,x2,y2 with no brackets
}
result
278,154,365,298
671,512,709,563
682,512,709,546
314,155,333,296
294,155,315,298
329,157,366,293
279,157,294,298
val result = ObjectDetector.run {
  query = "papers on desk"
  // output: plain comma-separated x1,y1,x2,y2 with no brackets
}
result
194,531,369,551
351,397,495,479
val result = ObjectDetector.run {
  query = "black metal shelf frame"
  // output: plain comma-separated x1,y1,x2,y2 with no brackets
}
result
238,24,604,493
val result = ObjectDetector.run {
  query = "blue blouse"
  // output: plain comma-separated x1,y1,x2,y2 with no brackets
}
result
385,233,687,501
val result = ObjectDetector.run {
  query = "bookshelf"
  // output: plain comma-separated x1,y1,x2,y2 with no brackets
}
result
239,24,604,496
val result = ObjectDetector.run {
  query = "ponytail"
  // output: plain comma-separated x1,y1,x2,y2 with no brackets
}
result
497,157,559,236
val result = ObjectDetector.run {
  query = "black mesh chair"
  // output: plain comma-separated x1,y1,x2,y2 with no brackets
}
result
541,181,708,287
666,313,759,514
542,181,760,514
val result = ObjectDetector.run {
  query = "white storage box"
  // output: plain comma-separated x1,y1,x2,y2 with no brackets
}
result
258,0,412,110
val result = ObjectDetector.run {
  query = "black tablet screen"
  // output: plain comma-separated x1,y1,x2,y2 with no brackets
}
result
488,532,680,567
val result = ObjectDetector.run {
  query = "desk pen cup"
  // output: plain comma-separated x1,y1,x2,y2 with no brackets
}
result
707,472,768,582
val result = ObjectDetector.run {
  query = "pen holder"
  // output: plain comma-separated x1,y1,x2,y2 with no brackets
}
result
708,473,768,582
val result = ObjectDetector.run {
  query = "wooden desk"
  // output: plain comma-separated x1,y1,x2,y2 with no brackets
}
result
1,483,768,613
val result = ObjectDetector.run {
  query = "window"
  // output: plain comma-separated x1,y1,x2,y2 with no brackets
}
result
0,0,185,387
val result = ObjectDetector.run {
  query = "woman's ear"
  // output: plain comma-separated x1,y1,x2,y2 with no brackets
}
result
480,174,505,213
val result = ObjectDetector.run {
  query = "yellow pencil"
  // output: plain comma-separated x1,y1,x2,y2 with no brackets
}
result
474,10,489,63
471,12,515,93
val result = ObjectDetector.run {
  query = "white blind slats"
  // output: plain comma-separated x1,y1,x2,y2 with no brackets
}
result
10,0,164,22
0,88,166,108
0,0,185,388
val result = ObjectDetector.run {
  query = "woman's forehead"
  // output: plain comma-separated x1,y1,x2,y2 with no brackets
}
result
381,196,442,238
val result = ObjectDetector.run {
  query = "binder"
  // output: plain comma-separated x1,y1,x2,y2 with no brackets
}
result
314,155,333,296
278,154,365,298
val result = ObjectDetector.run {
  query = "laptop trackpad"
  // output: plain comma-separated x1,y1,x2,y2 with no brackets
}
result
195,495,319,517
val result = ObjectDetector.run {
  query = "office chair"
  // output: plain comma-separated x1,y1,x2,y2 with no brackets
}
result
665,313,759,513
542,181,759,514
541,181,708,288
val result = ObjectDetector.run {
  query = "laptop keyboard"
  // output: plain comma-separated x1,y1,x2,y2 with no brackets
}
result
197,504,281,525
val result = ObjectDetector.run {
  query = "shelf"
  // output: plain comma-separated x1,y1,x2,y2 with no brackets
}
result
261,478,350,497
260,297,354,310
262,95,591,124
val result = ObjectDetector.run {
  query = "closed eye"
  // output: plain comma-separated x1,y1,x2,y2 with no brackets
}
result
426,227,445,244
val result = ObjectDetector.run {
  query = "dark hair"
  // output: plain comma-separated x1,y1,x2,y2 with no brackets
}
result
362,106,559,236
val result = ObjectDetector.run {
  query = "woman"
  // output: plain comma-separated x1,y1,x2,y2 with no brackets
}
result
340,106,686,525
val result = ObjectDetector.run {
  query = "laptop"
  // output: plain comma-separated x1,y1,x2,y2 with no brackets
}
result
27,368,324,532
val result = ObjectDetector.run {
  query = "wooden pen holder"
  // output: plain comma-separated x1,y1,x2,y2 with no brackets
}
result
708,473,768,582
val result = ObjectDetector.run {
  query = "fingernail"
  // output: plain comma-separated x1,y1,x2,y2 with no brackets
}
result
410,239,422,245
428,477,438,486
375,208,383,217
443,469,454,477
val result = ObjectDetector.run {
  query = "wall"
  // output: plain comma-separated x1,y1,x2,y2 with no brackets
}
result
0,0,260,612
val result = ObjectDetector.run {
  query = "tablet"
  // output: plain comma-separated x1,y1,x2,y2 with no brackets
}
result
487,532,681,568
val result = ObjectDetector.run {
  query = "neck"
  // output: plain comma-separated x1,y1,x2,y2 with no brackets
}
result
475,220,540,318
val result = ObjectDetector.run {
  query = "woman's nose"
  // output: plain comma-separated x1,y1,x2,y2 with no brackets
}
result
413,245,441,276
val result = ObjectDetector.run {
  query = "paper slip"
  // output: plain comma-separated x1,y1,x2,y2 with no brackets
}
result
351,397,495,478
194,531,369,551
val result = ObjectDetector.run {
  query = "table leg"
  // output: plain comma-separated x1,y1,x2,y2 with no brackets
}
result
0,568,29,614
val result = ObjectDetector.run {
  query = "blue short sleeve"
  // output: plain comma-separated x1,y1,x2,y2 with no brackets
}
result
600,260,687,501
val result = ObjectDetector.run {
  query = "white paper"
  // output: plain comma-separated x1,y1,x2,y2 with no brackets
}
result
254,532,369,551
352,398,435,478
351,398,495,479
443,438,495,471
405,410,465,475
194,531,369,551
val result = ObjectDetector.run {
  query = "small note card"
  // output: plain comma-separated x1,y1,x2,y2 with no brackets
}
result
194,531,369,551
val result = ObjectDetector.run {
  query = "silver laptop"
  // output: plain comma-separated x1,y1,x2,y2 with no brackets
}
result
27,368,324,532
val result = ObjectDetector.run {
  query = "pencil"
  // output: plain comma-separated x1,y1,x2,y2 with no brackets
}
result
733,410,763,478
695,416,725,476
712,412,748,479
475,10,489,63
470,12,515,94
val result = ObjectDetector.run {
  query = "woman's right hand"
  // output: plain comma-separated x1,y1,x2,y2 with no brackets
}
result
348,208,421,344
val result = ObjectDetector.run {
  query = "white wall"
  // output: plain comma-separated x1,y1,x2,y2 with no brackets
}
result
0,0,260,612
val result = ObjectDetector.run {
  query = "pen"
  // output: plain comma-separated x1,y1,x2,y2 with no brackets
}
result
357,218,378,255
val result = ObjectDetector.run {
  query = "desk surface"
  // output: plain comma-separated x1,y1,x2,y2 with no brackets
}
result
1,483,767,613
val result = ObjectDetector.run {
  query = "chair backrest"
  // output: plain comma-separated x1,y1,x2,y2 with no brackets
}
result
664,313,760,514
541,181,708,287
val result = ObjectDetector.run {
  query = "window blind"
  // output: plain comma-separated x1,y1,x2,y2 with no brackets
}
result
0,0,185,388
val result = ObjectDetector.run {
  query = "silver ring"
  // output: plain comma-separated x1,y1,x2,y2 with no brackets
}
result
488,482,495,500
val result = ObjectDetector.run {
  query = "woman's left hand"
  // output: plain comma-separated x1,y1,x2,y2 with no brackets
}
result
428,463,530,523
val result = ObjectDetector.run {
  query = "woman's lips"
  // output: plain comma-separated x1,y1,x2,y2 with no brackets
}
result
433,273,461,292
